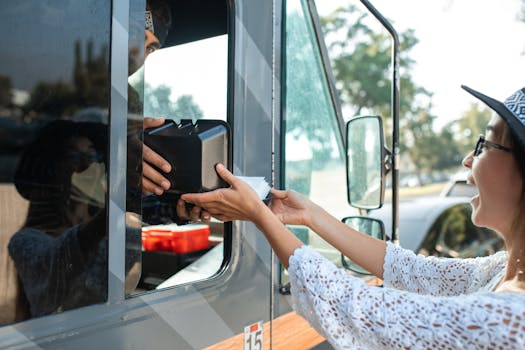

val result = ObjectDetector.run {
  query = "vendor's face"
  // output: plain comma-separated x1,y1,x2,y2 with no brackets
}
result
463,115,522,234
145,29,160,60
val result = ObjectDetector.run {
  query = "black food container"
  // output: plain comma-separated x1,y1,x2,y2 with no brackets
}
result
144,119,231,194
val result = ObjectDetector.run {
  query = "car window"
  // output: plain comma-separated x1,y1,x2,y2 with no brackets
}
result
442,181,478,198
418,204,504,258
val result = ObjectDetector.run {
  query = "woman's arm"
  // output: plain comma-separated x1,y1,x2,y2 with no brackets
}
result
181,164,387,274
269,188,387,277
288,245,524,350
181,164,302,268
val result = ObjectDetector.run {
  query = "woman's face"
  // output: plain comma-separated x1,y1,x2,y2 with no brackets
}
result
463,115,523,234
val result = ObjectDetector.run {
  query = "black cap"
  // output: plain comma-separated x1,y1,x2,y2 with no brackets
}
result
462,85,525,150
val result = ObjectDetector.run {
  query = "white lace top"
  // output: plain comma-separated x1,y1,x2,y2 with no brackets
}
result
288,242,525,350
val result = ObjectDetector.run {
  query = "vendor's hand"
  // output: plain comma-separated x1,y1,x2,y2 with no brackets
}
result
176,199,211,224
142,117,171,195
266,188,314,227
180,163,266,223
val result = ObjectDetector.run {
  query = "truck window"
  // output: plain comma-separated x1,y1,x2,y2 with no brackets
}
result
282,0,393,285
127,0,230,294
283,0,349,270
0,1,111,324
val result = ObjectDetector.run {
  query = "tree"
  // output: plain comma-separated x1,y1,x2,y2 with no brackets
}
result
172,95,203,121
25,39,109,118
321,5,461,175
449,102,491,155
285,10,342,167
144,83,203,121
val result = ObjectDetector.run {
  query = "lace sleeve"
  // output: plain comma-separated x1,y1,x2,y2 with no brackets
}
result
288,245,525,350
383,241,507,295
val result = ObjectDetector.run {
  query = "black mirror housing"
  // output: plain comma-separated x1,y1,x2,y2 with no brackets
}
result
341,216,385,275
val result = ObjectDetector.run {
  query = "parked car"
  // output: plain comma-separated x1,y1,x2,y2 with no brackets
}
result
440,180,478,198
369,186,504,259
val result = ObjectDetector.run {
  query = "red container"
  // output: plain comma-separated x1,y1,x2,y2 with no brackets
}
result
142,224,210,254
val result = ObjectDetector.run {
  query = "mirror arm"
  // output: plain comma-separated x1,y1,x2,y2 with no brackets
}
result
383,147,393,175
360,0,400,244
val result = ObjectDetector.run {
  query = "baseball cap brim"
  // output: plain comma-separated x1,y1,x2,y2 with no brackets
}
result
462,84,525,150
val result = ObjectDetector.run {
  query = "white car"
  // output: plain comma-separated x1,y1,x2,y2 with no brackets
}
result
369,183,503,258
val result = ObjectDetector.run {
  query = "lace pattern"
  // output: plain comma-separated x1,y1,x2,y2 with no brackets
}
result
383,241,508,295
288,245,525,350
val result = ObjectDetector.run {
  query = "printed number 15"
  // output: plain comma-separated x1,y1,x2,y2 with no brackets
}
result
245,330,262,350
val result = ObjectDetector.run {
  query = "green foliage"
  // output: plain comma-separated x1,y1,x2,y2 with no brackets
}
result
26,81,76,117
449,103,492,155
25,39,109,118
286,9,342,168
321,4,463,174
144,83,203,121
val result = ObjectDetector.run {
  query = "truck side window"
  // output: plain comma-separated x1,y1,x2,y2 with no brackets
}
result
0,1,111,324
283,0,349,269
282,1,392,285
127,0,230,294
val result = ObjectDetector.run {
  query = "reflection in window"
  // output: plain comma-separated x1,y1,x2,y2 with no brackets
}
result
128,0,229,294
0,1,111,324
418,204,504,258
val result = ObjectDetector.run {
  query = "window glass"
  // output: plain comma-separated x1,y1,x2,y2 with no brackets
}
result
282,0,393,285
283,0,348,271
0,1,110,324
127,0,229,294
144,35,228,122
418,204,504,258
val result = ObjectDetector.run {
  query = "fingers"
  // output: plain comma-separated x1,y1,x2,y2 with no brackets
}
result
200,210,211,223
269,188,288,199
144,117,165,128
176,199,212,223
181,190,222,207
215,163,238,186
142,161,170,194
142,143,171,194
143,144,171,173
142,176,164,195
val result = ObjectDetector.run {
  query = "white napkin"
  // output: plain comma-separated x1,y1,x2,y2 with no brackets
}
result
237,176,271,200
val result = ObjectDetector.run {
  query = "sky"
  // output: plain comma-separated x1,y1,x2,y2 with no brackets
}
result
144,36,228,120
145,1,525,130
317,0,525,129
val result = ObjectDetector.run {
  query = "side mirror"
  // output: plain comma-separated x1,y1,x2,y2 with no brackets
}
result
341,216,385,274
346,115,389,209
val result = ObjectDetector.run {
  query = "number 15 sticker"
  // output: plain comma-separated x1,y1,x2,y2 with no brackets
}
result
244,321,263,350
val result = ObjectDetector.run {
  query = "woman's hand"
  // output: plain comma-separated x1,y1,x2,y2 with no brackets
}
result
176,199,211,224
267,188,315,227
181,164,268,223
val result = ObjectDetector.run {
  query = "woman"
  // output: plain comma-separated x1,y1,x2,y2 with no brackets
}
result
181,85,525,349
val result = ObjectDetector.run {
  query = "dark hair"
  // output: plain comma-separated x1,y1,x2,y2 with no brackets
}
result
508,130,525,178
505,126,525,231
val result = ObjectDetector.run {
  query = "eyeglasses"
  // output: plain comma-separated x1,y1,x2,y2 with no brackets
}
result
474,134,512,157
